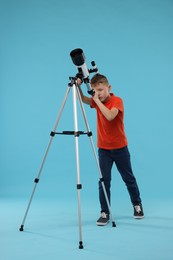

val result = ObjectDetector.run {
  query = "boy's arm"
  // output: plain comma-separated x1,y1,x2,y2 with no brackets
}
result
93,93,119,121
77,79,92,105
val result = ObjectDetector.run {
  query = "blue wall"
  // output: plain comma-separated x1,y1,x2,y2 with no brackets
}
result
1,0,173,200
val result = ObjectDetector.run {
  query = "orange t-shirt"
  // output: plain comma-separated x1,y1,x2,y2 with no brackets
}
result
91,93,128,149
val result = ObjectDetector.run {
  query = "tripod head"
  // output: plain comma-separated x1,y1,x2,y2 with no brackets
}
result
70,48,98,96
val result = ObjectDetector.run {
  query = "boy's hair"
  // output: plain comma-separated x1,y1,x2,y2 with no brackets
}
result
91,73,109,85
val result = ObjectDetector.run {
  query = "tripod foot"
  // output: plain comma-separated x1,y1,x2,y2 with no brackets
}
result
19,225,24,231
79,241,84,249
112,221,116,227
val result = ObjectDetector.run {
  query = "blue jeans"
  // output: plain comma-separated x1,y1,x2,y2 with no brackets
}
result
98,146,142,214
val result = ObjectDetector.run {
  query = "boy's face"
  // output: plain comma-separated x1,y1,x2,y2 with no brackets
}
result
92,83,111,103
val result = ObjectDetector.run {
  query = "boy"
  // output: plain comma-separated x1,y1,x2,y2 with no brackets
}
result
77,74,144,226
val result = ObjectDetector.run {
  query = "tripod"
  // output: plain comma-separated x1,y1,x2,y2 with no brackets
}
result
19,77,116,249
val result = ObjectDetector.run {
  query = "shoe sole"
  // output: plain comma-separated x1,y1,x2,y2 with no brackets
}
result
134,215,144,219
96,220,110,226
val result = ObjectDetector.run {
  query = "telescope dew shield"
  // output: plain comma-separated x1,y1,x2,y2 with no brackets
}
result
70,48,85,66
70,48,94,95
70,48,90,79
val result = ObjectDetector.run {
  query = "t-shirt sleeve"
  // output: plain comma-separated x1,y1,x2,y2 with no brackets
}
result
112,97,124,112
90,98,96,109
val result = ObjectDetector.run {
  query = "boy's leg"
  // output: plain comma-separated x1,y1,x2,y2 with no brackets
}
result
114,146,142,206
98,148,113,214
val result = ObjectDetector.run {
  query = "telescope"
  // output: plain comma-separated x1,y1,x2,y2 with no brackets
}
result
70,48,98,95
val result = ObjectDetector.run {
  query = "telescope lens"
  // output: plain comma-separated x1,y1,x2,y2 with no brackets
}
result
70,48,85,66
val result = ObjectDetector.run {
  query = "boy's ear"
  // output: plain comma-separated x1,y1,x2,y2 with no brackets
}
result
108,85,112,91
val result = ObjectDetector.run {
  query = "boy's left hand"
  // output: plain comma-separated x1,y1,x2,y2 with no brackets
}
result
93,90,99,102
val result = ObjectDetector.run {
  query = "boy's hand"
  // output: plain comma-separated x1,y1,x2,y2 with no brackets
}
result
76,78,82,86
93,90,99,102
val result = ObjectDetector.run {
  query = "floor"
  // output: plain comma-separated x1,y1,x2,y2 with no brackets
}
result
1,197,173,260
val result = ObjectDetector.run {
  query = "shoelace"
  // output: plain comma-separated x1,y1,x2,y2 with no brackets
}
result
134,205,141,213
101,212,108,218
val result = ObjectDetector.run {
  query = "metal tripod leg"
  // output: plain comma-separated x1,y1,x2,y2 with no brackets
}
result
76,86,116,227
72,84,84,249
19,86,71,232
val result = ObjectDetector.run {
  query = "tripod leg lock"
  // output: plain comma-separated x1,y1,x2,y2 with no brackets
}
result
87,131,92,137
50,131,55,136
77,184,82,190
34,178,39,183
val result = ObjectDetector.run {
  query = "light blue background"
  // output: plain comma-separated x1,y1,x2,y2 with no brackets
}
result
1,0,173,200
1,1,173,259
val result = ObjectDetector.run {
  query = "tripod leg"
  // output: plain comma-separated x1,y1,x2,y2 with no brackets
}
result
76,86,116,227
72,85,84,249
19,86,71,231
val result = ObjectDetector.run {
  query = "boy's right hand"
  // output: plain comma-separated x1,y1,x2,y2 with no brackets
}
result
76,78,82,86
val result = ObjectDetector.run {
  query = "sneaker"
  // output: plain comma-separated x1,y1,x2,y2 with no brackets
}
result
134,204,144,219
96,212,110,226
